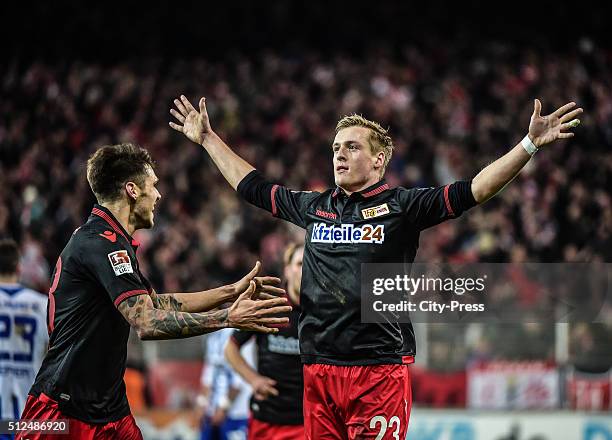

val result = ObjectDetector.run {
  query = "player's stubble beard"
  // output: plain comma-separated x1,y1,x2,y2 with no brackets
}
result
131,197,155,231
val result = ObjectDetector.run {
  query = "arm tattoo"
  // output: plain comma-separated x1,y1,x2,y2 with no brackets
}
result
150,292,184,311
119,295,229,340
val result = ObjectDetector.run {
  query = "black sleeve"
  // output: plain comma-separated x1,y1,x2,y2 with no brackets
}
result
402,180,478,231
231,329,255,347
80,235,149,308
237,170,320,228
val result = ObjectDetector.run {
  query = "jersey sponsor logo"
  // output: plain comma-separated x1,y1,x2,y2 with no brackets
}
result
361,203,390,219
107,250,134,276
311,223,385,244
315,209,337,220
99,230,117,242
267,334,300,355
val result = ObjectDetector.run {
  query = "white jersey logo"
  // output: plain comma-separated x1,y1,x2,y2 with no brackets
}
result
361,203,390,219
107,250,133,276
311,223,385,244
267,334,300,355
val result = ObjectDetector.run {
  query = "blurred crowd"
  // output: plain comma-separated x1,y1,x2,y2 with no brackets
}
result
1,39,611,374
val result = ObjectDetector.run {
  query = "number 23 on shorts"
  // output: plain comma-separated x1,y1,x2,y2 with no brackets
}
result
370,415,401,440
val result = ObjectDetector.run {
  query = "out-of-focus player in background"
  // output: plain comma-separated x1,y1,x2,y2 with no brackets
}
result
171,95,582,439
199,328,254,440
0,239,48,433
17,143,291,440
226,242,305,440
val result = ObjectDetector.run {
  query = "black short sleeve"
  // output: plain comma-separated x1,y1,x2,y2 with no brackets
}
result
231,329,255,347
401,181,478,231
80,236,149,308
237,170,320,228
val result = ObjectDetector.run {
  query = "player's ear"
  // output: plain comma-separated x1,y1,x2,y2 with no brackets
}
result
374,151,385,171
125,181,139,201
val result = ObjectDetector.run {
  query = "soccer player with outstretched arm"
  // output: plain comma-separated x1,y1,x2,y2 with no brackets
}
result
17,144,291,440
170,95,581,439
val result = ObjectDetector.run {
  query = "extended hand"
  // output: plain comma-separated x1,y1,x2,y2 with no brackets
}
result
169,95,212,145
232,261,286,300
228,281,291,333
528,99,583,147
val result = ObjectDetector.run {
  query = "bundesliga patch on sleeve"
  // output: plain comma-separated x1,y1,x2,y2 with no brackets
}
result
361,203,390,219
107,250,134,276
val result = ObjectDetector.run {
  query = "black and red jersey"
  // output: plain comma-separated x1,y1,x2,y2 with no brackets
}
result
231,299,302,425
30,205,151,424
238,171,477,366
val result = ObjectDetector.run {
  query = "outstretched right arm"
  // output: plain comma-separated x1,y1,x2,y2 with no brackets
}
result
170,95,319,228
118,293,228,340
169,95,253,190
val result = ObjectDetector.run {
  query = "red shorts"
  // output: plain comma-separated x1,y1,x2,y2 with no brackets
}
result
303,364,412,440
248,417,304,440
16,393,143,440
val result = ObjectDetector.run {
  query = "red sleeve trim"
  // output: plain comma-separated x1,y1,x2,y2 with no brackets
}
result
48,256,62,334
114,289,148,308
443,184,455,217
48,293,56,335
271,184,279,216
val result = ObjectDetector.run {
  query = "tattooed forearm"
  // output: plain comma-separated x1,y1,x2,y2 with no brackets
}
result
148,287,235,313
119,294,229,340
150,293,184,312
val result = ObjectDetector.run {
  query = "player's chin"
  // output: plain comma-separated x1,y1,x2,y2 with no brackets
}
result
334,173,348,186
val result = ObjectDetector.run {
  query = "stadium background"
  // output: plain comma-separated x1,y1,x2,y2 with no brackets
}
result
1,1,611,438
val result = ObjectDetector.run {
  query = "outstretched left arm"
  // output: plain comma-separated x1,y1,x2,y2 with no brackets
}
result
149,289,233,312
471,99,582,204
149,262,285,313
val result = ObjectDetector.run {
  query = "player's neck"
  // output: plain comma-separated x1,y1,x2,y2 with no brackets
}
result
0,274,18,284
340,174,383,197
100,201,137,236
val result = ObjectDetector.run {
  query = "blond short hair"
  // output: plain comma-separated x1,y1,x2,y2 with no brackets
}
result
335,114,394,176
283,242,304,267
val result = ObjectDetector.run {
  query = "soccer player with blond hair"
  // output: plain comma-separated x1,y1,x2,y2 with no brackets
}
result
170,95,581,439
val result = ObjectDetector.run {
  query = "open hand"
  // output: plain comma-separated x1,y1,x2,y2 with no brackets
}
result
228,281,291,333
232,261,286,300
169,95,212,145
528,99,583,147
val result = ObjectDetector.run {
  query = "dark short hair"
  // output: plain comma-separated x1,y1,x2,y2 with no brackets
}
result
0,239,19,275
86,143,155,202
